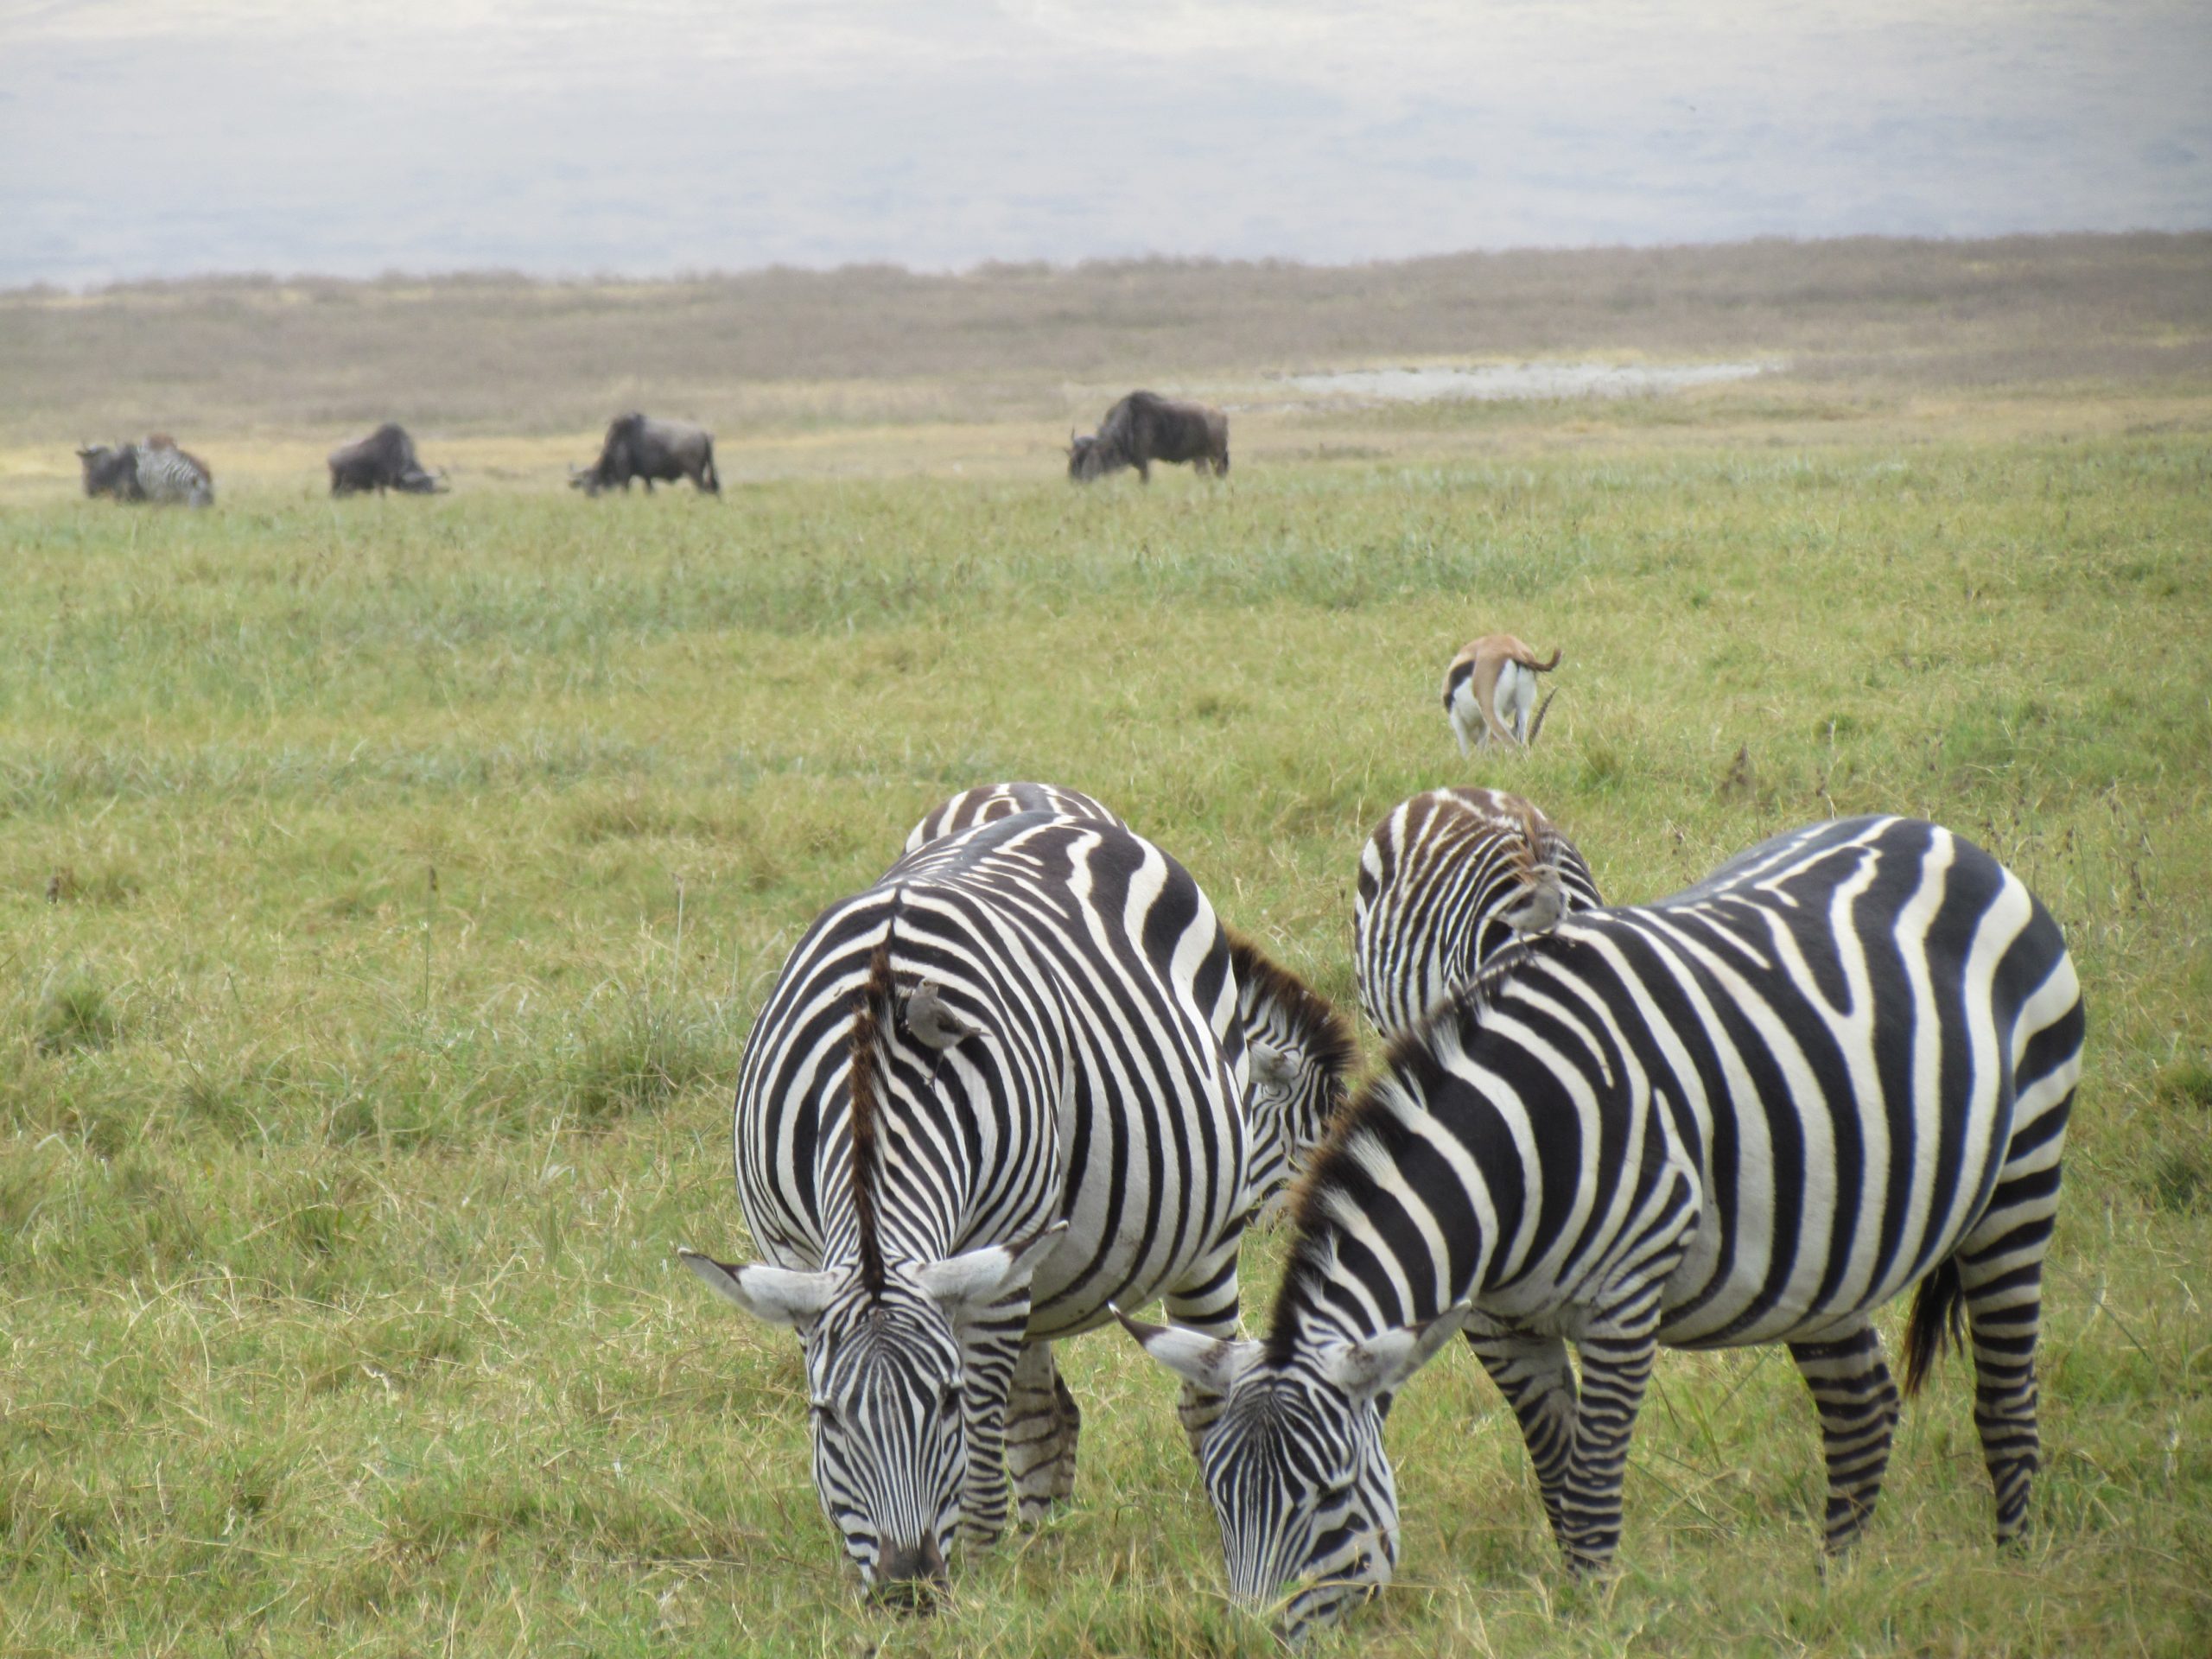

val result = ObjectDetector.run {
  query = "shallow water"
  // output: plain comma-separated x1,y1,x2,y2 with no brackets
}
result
1278,360,1776,402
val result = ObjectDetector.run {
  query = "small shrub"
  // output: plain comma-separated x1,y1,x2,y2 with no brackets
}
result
35,973,125,1054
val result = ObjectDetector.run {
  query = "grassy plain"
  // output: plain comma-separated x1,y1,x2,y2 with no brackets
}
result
3,238,2211,1656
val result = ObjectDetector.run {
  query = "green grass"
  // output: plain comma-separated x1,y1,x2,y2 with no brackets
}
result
3,418,2209,1656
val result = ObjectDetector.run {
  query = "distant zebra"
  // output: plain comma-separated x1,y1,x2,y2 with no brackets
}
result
135,435,213,505
75,435,213,506
683,810,1253,1600
905,783,1355,1214
1354,787,1604,1036
1125,817,2083,1640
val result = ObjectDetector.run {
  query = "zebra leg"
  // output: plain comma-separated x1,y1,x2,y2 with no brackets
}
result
1465,1330,1579,1549
953,1302,1033,1551
1957,1237,2052,1542
1786,1323,1901,1555
1557,1330,1658,1574
1162,1232,1243,1453
1005,1339,1083,1526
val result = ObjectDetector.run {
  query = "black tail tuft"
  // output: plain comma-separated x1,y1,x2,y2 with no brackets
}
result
1899,1256,1966,1397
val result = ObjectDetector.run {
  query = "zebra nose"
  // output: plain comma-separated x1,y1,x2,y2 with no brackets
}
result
871,1535,949,1611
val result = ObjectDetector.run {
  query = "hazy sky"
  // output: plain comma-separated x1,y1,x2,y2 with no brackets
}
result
3,1,2207,287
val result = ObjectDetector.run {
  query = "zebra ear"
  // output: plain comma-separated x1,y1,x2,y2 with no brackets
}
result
1115,1307,1263,1395
1319,1301,1471,1403
915,1220,1067,1316
678,1247,837,1331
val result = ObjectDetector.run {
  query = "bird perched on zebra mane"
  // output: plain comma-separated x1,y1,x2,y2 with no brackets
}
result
1122,816,2084,1643
681,809,1262,1606
1354,786,1602,1038
902,782,1359,1220
1443,632,1560,753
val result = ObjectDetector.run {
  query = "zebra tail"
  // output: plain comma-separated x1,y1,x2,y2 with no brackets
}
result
1899,1255,1966,1397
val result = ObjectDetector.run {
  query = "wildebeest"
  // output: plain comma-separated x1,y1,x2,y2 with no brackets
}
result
569,414,719,496
77,435,213,506
328,423,446,495
1068,391,1229,483
77,443,142,501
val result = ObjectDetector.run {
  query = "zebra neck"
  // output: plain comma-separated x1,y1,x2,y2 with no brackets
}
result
1264,1160,1506,1362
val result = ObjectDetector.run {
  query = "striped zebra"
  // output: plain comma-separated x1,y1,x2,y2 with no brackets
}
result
1123,817,2083,1639
136,435,214,505
1354,787,1604,1036
683,809,1253,1599
75,436,213,506
906,783,1355,1214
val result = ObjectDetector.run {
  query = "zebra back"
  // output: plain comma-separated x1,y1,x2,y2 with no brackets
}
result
1353,786,1601,1034
902,782,1121,855
736,807,1248,1337
906,783,1354,1220
1293,815,2082,1353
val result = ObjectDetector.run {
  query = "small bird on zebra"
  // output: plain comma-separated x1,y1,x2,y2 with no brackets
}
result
682,807,1259,1603
1443,632,1559,753
904,783,1356,1216
1122,816,2084,1641
76,434,214,507
1353,786,1603,1038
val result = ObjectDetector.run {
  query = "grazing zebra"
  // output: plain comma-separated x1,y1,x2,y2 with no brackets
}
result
904,783,1355,1216
683,809,1252,1600
1354,787,1604,1037
135,435,214,505
1123,816,2083,1640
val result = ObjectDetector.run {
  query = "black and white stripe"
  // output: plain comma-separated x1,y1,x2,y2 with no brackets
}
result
135,436,213,506
1226,934,1357,1217
906,783,1355,1219
686,808,1252,1598
1354,787,1602,1036
1128,816,2083,1639
902,781,1122,855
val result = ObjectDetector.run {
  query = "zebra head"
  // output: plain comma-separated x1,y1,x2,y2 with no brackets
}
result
682,1224,1064,1605
1120,1307,1465,1643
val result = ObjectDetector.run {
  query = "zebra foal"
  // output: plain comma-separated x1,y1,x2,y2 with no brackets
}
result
1123,816,2084,1640
683,808,1253,1600
1354,786,1603,1037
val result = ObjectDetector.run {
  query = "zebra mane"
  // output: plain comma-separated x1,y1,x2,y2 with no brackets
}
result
1224,931,1358,1090
845,903,902,1298
1265,933,1555,1361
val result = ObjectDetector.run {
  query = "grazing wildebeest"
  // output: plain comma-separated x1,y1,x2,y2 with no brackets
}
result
77,443,143,501
77,436,213,506
328,423,446,495
569,414,719,496
1068,391,1229,484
